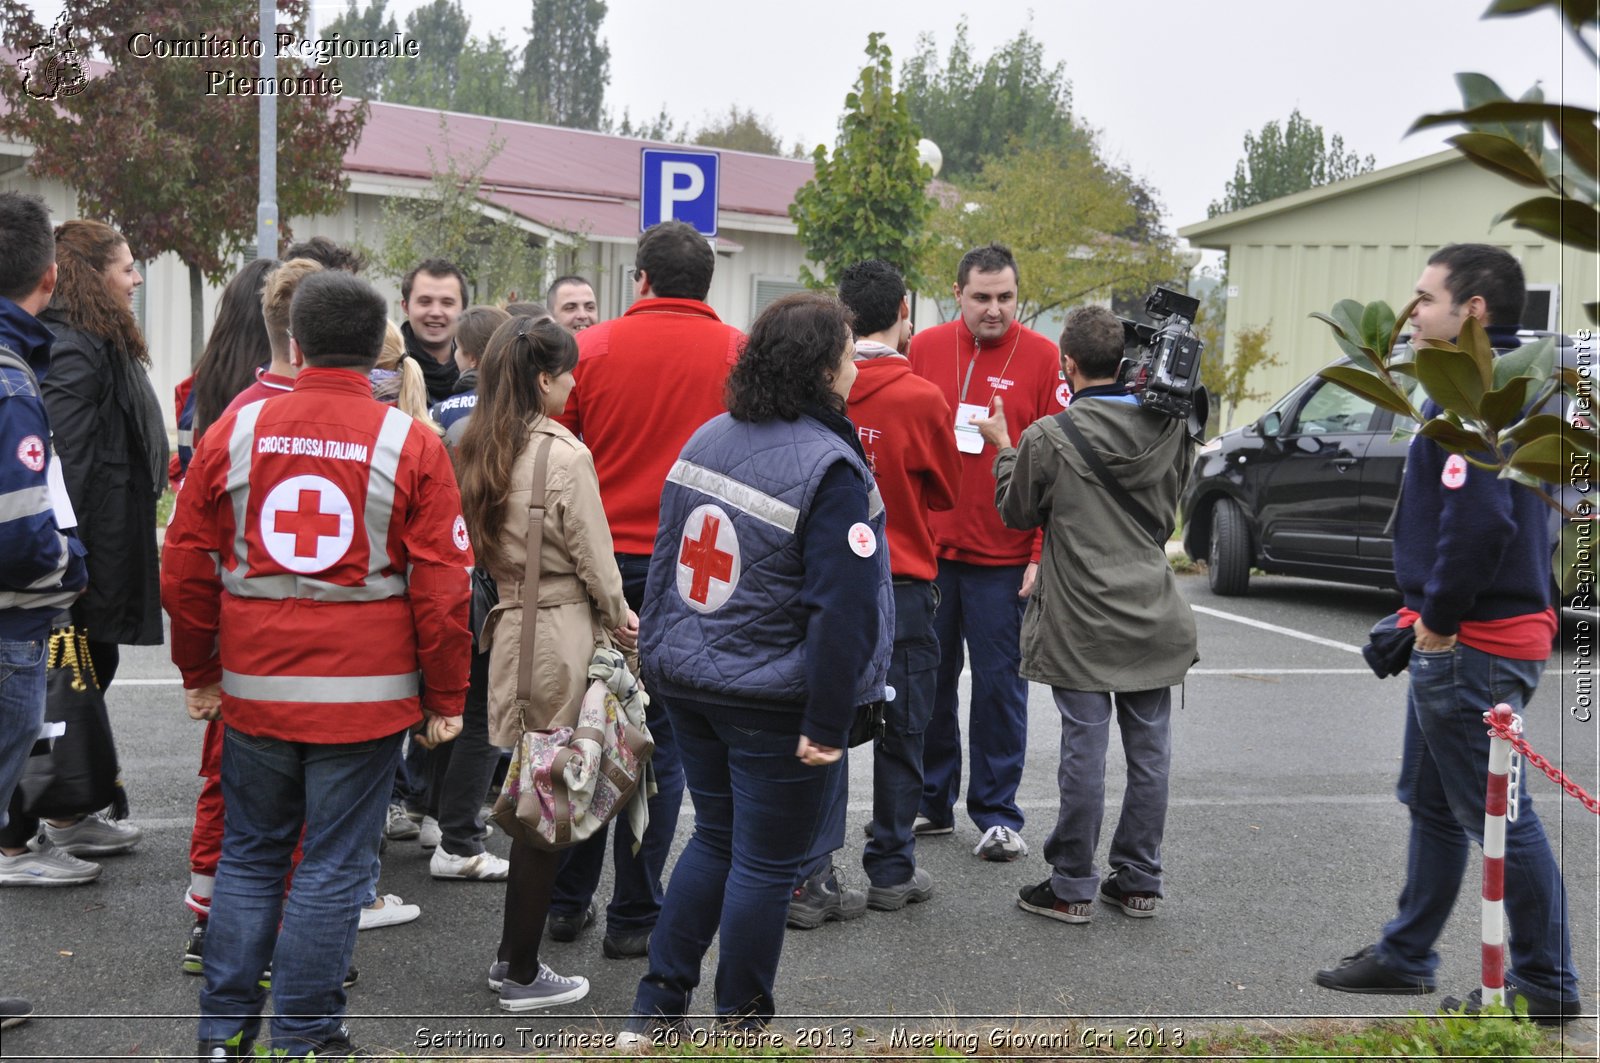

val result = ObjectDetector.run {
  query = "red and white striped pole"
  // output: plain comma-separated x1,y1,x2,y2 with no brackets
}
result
1480,702,1522,1009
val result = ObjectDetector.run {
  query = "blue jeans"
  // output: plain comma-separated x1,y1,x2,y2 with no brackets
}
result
0,637,47,836
629,697,833,1029
550,553,684,936
796,581,941,886
200,726,402,1055
1042,687,1171,902
923,560,1027,831
1376,644,1579,1004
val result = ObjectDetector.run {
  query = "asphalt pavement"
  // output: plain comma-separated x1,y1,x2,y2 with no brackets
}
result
2,572,1596,1061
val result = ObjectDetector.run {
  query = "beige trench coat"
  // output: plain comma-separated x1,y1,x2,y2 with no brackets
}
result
482,418,629,748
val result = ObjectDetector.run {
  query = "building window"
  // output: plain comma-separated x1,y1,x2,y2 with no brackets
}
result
750,276,806,326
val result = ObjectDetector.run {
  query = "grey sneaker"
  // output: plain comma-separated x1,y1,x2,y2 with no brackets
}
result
974,825,1027,862
384,803,420,840
786,867,867,929
486,960,509,991
498,963,590,1011
0,996,32,1030
0,843,101,886
866,867,934,911
43,812,141,856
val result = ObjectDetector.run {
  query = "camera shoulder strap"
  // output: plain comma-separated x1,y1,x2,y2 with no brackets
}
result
1054,410,1164,548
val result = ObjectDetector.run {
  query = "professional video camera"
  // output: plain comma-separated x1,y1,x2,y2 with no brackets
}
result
1119,287,1207,430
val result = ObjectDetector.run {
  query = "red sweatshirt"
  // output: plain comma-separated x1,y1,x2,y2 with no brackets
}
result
555,298,741,555
847,350,960,581
908,318,1065,566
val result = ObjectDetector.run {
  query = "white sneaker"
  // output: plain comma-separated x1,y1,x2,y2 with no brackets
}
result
417,815,441,850
974,825,1027,862
359,892,421,930
0,843,102,886
43,812,141,856
430,847,509,880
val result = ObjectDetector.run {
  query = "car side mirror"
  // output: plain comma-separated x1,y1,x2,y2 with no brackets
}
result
1257,410,1282,437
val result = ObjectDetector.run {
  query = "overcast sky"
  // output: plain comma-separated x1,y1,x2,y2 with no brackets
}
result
408,0,1597,236
26,0,1600,240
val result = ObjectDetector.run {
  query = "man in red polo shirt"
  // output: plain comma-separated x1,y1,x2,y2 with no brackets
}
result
549,219,741,957
908,243,1065,862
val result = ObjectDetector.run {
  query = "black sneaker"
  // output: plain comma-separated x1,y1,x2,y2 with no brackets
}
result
183,918,206,975
1314,945,1434,995
1440,985,1582,1027
786,867,867,930
308,1024,370,1058
1098,875,1158,918
195,1034,255,1061
547,902,595,943
258,963,359,989
1016,880,1091,924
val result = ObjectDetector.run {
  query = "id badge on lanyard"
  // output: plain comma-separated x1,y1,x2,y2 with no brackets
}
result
954,402,988,454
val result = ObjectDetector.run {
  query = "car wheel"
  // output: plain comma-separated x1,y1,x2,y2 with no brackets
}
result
1208,499,1251,596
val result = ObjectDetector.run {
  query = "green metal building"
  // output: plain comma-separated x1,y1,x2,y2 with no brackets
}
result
1179,149,1596,428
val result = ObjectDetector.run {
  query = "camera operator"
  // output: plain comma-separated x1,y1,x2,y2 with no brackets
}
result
973,305,1197,924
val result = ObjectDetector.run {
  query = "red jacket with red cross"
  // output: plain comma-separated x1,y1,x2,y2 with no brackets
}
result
161,368,472,743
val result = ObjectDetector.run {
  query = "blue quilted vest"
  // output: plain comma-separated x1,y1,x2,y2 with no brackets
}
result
642,412,893,710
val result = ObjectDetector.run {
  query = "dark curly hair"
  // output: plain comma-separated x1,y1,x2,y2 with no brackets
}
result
726,292,852,423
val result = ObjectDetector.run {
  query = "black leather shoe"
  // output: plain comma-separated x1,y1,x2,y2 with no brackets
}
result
602,930,650,959
1440,986,1581,1027
547,902,595,943
1314,945,1435,995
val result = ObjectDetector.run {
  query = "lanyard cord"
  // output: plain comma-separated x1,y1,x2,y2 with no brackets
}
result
955,325,1021,404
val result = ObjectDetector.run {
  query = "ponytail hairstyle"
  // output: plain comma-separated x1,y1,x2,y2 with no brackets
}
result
373,319,442,434
457,316,579,572
52,220,148,366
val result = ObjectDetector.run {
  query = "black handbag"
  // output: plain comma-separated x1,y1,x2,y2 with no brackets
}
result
19,627,121,819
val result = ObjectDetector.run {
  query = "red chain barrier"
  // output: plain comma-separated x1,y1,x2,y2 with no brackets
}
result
1485,715,1600,816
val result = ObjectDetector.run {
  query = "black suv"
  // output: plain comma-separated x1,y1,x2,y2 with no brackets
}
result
1180,334,1586,599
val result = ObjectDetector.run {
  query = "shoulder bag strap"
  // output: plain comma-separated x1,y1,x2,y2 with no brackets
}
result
515,434,558,719
1054,410,1165,548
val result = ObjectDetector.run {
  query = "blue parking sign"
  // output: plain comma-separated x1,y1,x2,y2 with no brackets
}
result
641,148,719,236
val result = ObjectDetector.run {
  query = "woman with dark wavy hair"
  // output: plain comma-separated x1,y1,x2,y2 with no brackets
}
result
32,220,165,856
456,316,636,1011
621,292,893,1037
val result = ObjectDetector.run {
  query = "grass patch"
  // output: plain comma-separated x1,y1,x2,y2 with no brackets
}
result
157,487,176,528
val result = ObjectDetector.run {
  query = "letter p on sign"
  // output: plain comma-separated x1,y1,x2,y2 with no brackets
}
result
640,148,720,237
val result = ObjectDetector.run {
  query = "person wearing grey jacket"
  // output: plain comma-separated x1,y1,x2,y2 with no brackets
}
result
975,304,1197,925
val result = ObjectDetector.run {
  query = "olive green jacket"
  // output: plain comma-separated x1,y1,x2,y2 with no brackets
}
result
993,400,1198,691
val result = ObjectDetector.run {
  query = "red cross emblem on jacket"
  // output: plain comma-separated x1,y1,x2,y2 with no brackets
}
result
676,503,740,612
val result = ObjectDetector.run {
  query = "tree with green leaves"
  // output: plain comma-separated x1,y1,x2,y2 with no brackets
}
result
921,138,1176,326
1208,109,1375,216
365,125,567,305
520,0,609,128
0,0,364,360
898,20,1080,181
692,105,798,157
320,0,398,101
789,34,933,291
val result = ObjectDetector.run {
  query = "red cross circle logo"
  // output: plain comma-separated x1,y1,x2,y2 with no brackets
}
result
16,435,45,472
259,475,355,574
675,503,740,613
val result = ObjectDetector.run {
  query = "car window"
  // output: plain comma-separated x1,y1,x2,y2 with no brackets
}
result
1289,380,1377,435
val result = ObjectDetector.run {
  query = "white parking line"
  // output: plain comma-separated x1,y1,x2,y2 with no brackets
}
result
1190,603,1364,654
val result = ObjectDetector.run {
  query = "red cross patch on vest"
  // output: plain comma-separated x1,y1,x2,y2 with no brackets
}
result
676,503,740,613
